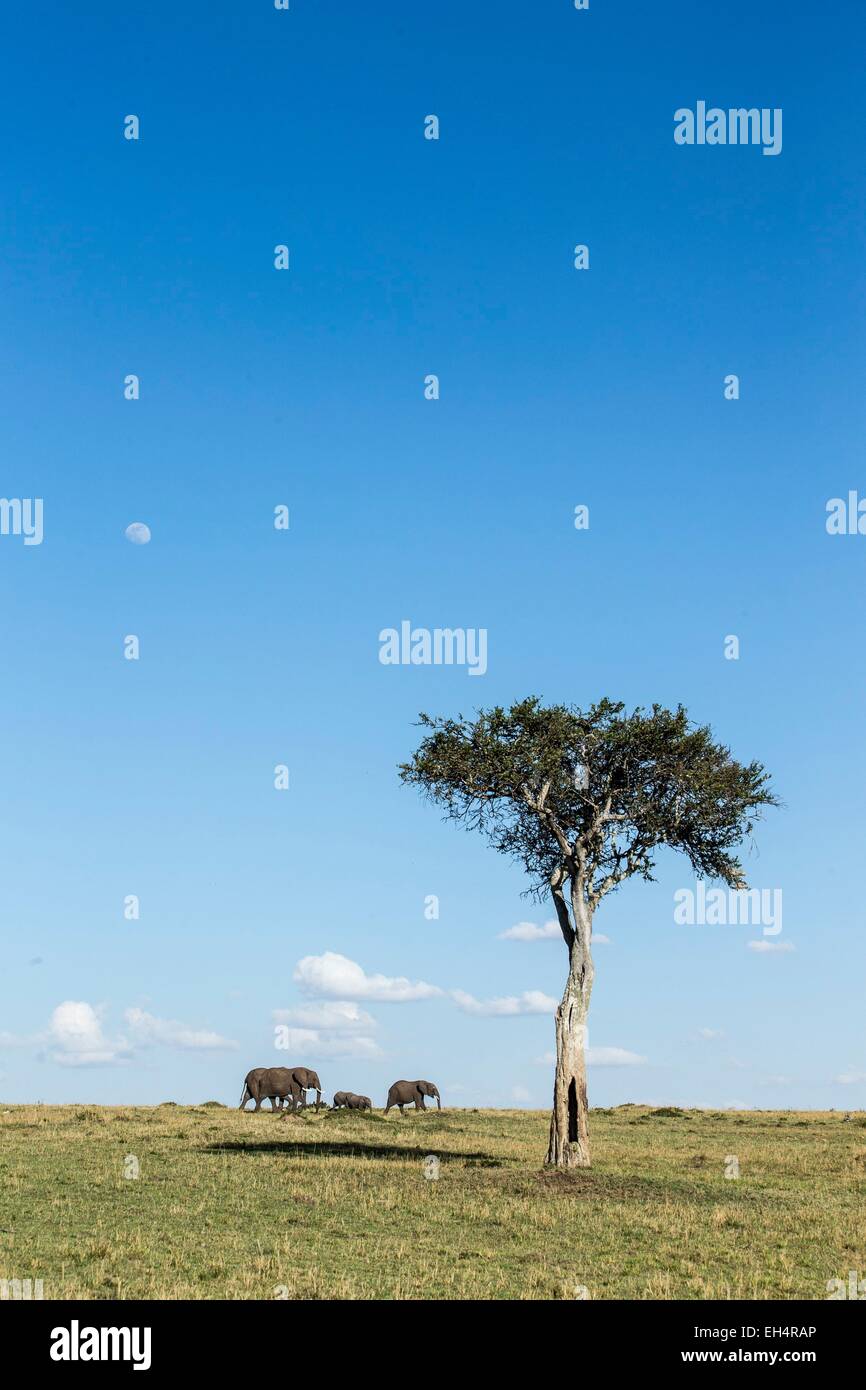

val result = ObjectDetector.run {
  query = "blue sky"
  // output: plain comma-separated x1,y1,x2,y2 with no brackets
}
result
1,1,864,1109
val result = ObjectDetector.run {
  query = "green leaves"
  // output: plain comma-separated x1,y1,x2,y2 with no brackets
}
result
399,698,778,904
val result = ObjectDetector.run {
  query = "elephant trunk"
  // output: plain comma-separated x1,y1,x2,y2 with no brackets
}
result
435,1091,441,1110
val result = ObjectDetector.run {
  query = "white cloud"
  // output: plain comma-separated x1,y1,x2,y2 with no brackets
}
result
499,921,611,945
452,988,557,1017
48,1001,130,1068
588,1046,647,1067
5,1001,236,1067
316,1035,381,1059
272,999,382,1060
273,1001,376,1033
748,940,795,954
500,920,560,942
274,1026,381,1060
294,951,441,1002
698,1028,724,1040
124,1008,237,1052
511,1085,531,1102
836,1068,866,1085
536,1046,647,1067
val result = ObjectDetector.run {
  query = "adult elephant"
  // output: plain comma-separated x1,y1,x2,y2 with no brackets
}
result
384,1079,441,1115
286,1067,323,1110
238,1067,300,1112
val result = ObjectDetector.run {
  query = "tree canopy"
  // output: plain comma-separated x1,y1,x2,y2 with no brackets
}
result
399,697,779,915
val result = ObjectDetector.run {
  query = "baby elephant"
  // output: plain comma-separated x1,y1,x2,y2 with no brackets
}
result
384,1079,441,1115
333,1091,371,1110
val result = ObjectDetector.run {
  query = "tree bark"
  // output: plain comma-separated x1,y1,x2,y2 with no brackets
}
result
546,896,594,1168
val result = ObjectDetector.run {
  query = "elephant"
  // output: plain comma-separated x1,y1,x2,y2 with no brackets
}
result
285,1066,323,1110
238,1067,301,1112
384,1079,441,1115
332,1091,371,1110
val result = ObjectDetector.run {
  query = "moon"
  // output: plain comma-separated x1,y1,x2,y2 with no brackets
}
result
125,522,151,545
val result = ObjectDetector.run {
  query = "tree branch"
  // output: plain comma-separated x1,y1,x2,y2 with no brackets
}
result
549,865,575,950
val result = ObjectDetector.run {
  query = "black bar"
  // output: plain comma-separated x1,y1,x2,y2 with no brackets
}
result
4,1298,859,1374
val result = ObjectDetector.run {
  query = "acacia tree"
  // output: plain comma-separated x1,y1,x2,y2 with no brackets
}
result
399,697,778,1168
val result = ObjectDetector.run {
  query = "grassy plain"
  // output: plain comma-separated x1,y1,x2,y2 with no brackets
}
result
1,1103,863,1300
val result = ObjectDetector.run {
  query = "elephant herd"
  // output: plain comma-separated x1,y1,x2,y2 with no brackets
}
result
239,1067,441,1116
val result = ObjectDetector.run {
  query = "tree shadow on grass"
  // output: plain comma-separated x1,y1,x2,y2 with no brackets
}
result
203,1139,501,1165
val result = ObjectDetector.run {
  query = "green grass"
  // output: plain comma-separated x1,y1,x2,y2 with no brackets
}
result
1,1104,864,1299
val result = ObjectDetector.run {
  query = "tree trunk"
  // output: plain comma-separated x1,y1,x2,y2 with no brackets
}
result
546,918,594,1168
